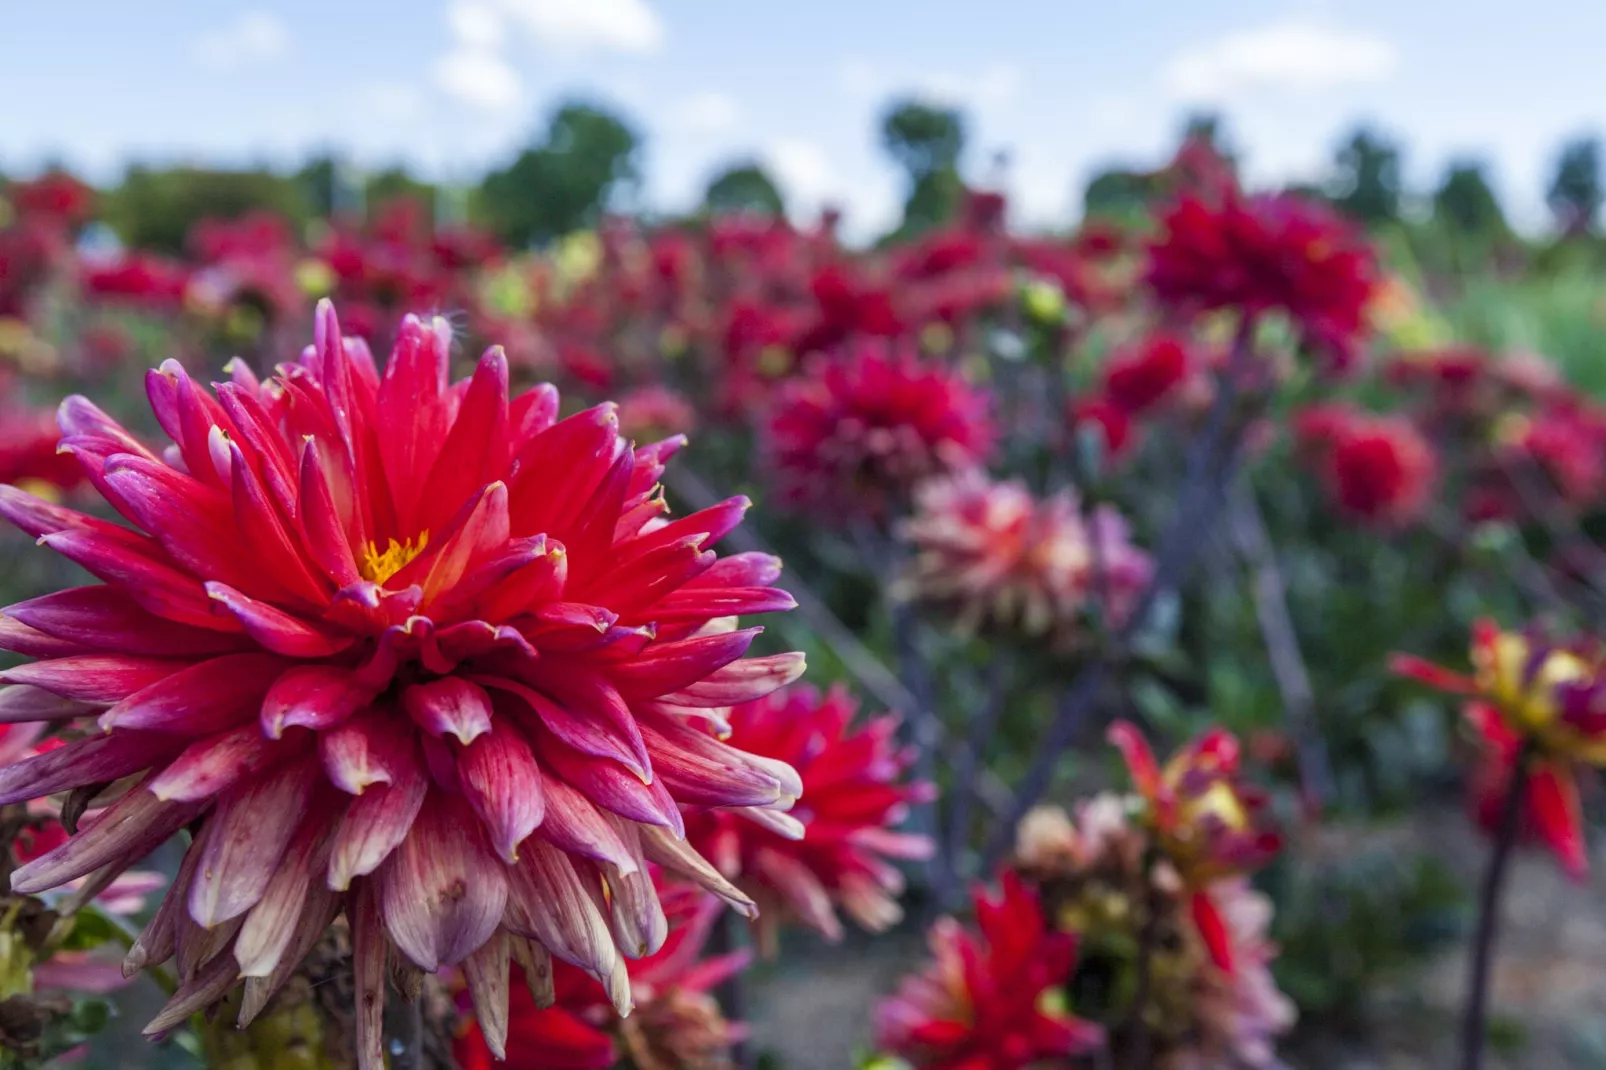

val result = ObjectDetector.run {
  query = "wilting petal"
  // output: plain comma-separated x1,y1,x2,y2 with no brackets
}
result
351,878,388,1070
0,684,98,725
100,653,287,734
188,756,320,927
13,785,205,894
0,731,176,805
536,777,639,873
505,838,616,977
533,731,684,837
603,858,667,959
456,718,545,863
234,803,342,977
462,931,511,1060
237,886,341,1027
403,677,493,746
142,951,237,1037
378,792,508,969
260,664,377,739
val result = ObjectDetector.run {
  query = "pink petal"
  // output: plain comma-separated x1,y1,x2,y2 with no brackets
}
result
462,931,511,1060
235,804,341,977
204,582,353,658
326,749,429,890
0,684,98,725
504,838,616,976
419,346,510,534
1,654,188,704
402,677,493,746
12,785,205,894
100,652,288,734
655,652,808,707
4,587,246,657
188,756,320,927
377,792,508,969
320,707,421,795
0,730,177,805
260,664,377,739
483,674,649,781
536,777,640,873
456,718,546,864
149,723,309,802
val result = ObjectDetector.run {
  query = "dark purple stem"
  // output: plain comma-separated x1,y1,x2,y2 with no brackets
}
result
1460,745,1530,1070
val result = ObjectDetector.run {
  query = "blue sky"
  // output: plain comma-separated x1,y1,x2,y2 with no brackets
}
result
5,0,1605,236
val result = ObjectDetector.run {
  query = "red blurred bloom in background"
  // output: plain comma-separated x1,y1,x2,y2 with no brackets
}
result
1147,191,1378,370
685,683,933,949
1103,333,1193,415
765,343,994,522
1295,405,1438,525
875,872,1104,1069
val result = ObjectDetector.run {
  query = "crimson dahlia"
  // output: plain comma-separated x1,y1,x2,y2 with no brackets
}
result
1147,191,1377,371
684,684,933,949
0,301,807,1066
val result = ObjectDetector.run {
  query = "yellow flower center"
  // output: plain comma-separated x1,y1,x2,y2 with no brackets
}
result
360,532,429,585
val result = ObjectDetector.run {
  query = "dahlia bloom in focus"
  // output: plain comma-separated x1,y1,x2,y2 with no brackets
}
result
874,872,1103,1069
1146,192,1377,370
455,883,748,1070
765,343,995,522
685,684,933,948
0,301,807,1066
899,471,1152,645
1294,406,1437,525
1393,620,1606,878
1107,722,1280,974
1014,800,1294,1068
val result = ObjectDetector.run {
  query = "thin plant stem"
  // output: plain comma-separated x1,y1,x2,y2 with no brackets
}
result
1122,848,1163,1067
938,652,1011,909
710,910,753,1070
1460,745,1531,1070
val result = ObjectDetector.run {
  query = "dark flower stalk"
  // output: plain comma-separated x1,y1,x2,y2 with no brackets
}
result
1460,743,1530,1070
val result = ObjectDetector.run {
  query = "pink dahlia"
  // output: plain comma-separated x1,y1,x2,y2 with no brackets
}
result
684,684,932,949
764,343,994,521
899,471,1153,643
874,872,1104,1069
1146,191,1378,371
0,301,807,1067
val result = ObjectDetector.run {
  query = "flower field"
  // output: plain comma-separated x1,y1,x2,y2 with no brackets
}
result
1,123,1606,1070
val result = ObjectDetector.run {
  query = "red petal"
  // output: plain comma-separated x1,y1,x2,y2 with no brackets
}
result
403,677,494,746
378,792,508,970
1107,720,1162,800
204,582,353,659
457,718,546,864
100,652,288,734
260,664,377,739
1190,889,1236,975
1528,761,1589,880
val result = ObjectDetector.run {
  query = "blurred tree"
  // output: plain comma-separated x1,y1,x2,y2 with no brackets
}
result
1331,126,1404,224
1432,159,1507,236
1547,136,1602,237
1180,111,1238,170
880,98,965,236
103,166,311,253
475,100,641,248
702,161,786,217
295,155,338,219
1082,167,1160,219
367,166,437,226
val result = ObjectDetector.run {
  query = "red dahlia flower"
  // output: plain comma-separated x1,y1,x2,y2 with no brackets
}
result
685,684,933,948
0,301,807,1067
1146,191,1377,371
455,883,748,1070
874,872,1103,1069
1392,620,1606,878
1107,721,1280,974
765,343,994,522
1295,406,1437,525
1102,333,1192,415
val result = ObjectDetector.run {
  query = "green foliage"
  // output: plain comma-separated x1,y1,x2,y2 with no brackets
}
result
475,100,641,248
366,166,437,224
1548,136,1602,236
703,161,786,218
1332,125,1404,224
880,98,965,237
1082,167,1159,220
1433,159,1507,237
102,165,311,252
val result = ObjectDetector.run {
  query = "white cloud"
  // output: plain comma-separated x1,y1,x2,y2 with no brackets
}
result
193,11,289,70
671,91,741,135
1164,19,1398,101
433,48,522,112
448,1,506,50
494,0,663,54
352,83,424,125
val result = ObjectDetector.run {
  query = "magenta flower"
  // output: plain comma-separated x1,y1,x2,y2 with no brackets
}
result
0,301,806,1067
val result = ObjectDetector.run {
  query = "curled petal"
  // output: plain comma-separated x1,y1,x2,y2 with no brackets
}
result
327,746,429,891
402,677,493,746
261,664,377,739
505,838,616,977
456,718,546,864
